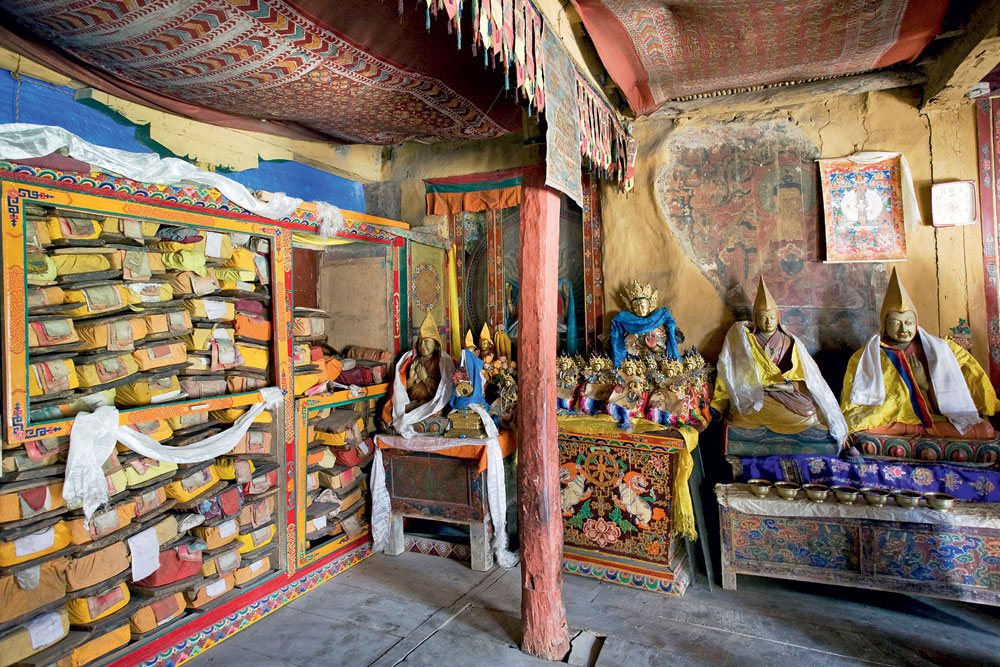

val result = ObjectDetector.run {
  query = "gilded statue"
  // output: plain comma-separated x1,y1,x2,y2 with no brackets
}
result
713,278,847,442
841,268,997,438
576,355,615,414
405,310,444,412
556,355,581,410
607,358,649,423
479,323,495,365
609,280,680,366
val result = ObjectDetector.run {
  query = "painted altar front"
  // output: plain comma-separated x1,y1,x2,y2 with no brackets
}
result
557,425,697,596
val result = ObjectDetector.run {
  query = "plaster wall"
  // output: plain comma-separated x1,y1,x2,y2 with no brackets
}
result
601,88,988,384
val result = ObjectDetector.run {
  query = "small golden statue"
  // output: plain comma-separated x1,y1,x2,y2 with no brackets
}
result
479,323,495,365
577,355,615,414
841,268,998,438
556,355,580,410
607,358,649,422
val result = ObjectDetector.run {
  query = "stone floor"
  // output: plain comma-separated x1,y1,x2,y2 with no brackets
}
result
185,552,1000,666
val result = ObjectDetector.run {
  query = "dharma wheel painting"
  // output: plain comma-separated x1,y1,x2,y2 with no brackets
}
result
559,436,674,561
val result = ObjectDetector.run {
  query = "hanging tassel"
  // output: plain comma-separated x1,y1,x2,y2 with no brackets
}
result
426,4,431,30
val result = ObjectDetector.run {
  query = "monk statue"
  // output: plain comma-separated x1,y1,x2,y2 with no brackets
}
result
479,323,495,365
609,280,680,366
841,268,997,438
713,278,847,442
382,309,455,435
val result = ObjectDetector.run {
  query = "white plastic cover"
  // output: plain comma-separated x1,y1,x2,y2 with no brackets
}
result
0,124,345,227
64,387,284,523
845,152,921,229
850,328,983,434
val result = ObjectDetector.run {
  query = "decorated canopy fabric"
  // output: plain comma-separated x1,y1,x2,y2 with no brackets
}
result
571,0,951,116
0,0,523,144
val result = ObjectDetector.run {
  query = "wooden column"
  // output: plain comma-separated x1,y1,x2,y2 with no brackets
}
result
517,169,570,660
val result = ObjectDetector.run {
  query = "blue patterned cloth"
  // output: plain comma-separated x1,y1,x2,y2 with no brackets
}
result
609,307,679,366
737,454,1000,502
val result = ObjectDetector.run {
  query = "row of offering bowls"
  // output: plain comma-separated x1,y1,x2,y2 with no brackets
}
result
746,479,956,510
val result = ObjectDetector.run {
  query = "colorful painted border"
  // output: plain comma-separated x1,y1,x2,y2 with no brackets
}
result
581,172,605,353
293,387,387,570
0,162,408,243
563,553,689,597
112,538,373,667
975,97,1000,385
0,177,294,444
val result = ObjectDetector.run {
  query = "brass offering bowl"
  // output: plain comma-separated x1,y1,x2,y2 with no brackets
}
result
861,487,891,507
773,481,800,501
802,483,830,503
892,490,922,509
831,485,859,504
925,492,956,511
747,479,772,498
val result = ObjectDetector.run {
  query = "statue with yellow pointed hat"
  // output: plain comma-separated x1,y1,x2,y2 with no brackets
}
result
479,322,495,364
713,277,848,442
381,308,456,432
404,309,444,410
841,267,997,438
464,329,478,355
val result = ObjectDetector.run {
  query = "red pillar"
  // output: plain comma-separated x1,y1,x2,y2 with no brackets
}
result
517,168,570,660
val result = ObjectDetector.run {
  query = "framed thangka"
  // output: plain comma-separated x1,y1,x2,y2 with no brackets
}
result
818,155,907,263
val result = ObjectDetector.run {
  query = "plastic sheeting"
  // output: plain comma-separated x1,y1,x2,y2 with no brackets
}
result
0,124,347,230
717,322,848,444
372,403,519,569
850,328,983,434
64,387,283,523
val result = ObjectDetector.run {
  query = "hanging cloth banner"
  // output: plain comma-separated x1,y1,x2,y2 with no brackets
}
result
425,169,524,215
541,26,583,205
422,1,635,191
64,388,284,523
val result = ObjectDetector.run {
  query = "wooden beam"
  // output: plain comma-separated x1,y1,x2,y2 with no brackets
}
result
649,69,926,119
920,0,1000,111
517,168,570,661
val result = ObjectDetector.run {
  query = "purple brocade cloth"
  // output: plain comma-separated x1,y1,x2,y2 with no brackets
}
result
737,454,1000,503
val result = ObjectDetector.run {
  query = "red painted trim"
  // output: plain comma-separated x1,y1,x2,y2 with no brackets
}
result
569,1,657,115
106,536,371,667
975,97,1000,384
424,166,528,187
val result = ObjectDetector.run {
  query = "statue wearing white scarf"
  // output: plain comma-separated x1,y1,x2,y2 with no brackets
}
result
841,268,997,438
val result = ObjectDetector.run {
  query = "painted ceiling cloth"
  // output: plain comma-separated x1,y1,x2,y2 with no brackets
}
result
571,0,951,115
0,0,522,144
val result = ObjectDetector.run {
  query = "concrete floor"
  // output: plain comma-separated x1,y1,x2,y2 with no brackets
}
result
185,552,1000,666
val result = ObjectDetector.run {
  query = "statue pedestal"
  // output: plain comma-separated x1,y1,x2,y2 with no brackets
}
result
848,430,1000,465
717,483,1000,606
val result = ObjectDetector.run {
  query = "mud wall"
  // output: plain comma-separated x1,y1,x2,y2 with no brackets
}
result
601,88,987,382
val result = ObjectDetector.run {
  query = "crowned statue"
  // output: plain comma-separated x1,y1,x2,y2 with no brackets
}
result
713,278,847,442
841,268,997,438
576,355,616,414
606,358,649,426
382,309,455,435
609,280,680,366
556,355,581,410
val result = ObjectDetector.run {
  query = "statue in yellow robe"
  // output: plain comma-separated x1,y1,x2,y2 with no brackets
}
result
712,278,847,441
841,268,997,438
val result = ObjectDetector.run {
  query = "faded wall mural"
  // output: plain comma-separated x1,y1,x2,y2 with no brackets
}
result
655,121,887,353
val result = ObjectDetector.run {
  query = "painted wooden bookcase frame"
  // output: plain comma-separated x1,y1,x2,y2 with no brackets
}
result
0,166,414,667
293,387,386,570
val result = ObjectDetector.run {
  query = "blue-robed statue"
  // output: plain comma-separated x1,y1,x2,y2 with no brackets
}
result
609,280,680,366
450,348,487,409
